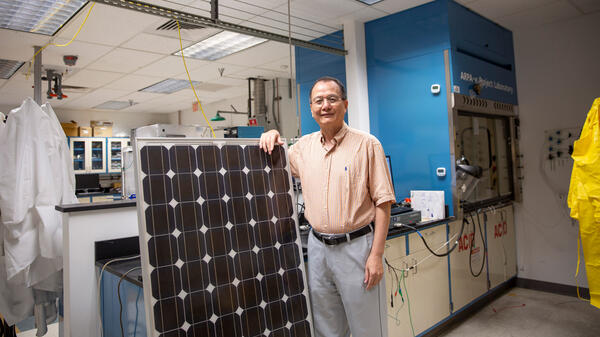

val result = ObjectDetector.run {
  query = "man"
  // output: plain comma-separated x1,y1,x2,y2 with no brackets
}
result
259,76,395,337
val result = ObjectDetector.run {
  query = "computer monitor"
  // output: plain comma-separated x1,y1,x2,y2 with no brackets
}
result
76,173,100,191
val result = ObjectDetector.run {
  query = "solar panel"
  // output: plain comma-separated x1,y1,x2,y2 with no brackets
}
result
134,138,313,337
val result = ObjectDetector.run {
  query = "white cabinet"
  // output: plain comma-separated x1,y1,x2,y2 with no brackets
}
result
69,137,107,174
486,205,517,289
107,137,130,173
385,226,450,337
449,215,490,312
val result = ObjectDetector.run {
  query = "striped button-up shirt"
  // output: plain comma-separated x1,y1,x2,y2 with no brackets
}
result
289,123,396,234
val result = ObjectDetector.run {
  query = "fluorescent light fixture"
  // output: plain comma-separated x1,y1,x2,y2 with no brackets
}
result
0,59,25,79
356,0,383,4
140,78,201,94
94,100,137,110
175,31,267,61
0,0,88,35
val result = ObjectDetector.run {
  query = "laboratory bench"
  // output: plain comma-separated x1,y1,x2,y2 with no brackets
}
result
58,200,516,337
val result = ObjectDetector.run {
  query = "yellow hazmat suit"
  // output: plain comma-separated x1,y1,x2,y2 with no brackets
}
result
568,97,600,308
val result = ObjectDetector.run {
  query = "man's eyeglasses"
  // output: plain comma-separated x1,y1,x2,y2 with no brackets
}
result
311,95,344,106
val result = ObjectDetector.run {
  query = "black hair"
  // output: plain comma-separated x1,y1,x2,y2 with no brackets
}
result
309,76,347,102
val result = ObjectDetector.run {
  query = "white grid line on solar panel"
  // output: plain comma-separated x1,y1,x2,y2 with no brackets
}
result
136,142,311,337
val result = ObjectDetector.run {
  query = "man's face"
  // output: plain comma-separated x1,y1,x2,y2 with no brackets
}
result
310,80,348,130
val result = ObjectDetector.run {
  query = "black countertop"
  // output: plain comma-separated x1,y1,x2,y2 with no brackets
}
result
56,199,136,213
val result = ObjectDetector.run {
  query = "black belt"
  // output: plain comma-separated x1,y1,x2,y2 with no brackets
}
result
311,223,374,246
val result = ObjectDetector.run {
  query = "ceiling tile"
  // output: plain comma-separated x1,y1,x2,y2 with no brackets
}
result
55,2,163,46
59,88,131,109
0,29,51,62
87,48,164,73
286,0,364,22
495,1,581,30
174,61,245,82
464,0,558,19
217,41,290,67
134,55,207,78
371,0,434,14
103,74,164,91
40,39,114,69
335,6,388,24
116,91,165,103
63,69,123,88
121,33,192,55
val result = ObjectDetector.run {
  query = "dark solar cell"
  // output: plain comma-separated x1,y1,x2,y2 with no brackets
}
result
145,204,175,236
201,200,227,228
183,290,212,323
154,297,185,332
140,146,169,175
227,198,252,225
150,265,182,299
282,269,305,296
138,142,311,337
255,220,278,248
172,174,200,202
234,251,259,281
237,278,261,309
269,145,287,169
265,300,287,331
169,146,197,173
148,235,178,267
276,219,297,244
223,171,249,197
208,255,236,286
257,246,281,275
177,231,205,262
143,175,173,204
180,261,210,292
174,202,202,233
212,284,238,315
187,321,215,337
261,273,285,302
198,172,224,200
240,306,266,337
270,169,290,194
230,224,255,252
196,146,222,172
251,195,274,222
247,171,269,195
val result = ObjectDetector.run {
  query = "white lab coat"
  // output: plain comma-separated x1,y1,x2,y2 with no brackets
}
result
0,98,77,325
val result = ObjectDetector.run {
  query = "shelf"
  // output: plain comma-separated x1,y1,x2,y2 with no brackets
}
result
111,158,122,161
73,159,84,162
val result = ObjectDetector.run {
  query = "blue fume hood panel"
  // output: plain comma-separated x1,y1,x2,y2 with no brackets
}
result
448,1,518,104
365,0,518,214
295,32,347,136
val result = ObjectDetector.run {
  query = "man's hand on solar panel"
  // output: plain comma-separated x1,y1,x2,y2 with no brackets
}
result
259,129,284,155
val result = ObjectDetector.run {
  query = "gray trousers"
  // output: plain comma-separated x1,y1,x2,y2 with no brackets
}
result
307,230,388,337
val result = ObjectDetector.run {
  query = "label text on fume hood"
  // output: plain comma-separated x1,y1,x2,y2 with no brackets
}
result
460,72,514,95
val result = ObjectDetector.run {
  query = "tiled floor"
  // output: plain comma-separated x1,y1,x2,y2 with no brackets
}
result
439,287,600,337
14,288,600,337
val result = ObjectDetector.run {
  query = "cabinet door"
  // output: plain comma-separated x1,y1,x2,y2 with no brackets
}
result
449,216,488,312
108,138,124,173
89,138,106,173
487,205,517,288
70,138,87,173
